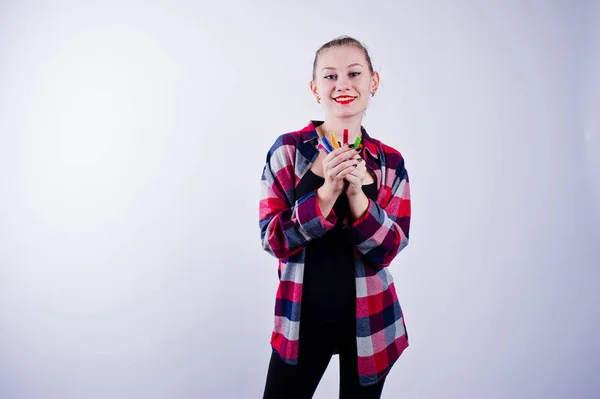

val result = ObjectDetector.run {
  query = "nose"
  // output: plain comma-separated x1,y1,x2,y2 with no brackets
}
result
335,75,351,91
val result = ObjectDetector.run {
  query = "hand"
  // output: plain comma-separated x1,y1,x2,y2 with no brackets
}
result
320,144,361,198
344,153,367,197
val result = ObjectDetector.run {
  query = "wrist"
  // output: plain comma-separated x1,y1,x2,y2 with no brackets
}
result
347,189,366,200
316,185,339,219
348,191,370,221
318,185,339,201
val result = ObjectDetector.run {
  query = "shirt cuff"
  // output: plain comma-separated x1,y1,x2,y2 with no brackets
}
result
349,199,381,242
296,190,337,238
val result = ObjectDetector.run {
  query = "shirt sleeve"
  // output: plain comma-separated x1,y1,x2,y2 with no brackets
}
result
259,137,338,259
348,158,411,268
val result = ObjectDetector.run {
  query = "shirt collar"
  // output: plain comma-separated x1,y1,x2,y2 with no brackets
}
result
301,120,379,159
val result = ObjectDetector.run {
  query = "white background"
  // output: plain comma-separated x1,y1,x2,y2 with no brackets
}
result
1,1,598,398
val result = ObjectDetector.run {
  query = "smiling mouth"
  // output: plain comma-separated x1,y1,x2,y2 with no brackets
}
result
334,96,356,104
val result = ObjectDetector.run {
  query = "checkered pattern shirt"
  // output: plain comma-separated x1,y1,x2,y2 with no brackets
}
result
258,120,411,386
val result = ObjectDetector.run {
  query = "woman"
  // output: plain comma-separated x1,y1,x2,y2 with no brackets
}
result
259,36,411,399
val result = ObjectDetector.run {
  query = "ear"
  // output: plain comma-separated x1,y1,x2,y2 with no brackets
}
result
309,80,319,99
370,71,380,95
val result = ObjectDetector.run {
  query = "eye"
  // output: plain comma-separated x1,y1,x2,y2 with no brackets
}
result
350,72,361,77
324,74,337,80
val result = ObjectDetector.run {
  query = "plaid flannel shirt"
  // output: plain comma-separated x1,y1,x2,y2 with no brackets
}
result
258,120,411,386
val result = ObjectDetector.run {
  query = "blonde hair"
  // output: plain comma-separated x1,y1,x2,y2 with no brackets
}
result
312,35,374,80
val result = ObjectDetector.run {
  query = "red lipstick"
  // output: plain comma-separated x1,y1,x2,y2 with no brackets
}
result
334,96,356,105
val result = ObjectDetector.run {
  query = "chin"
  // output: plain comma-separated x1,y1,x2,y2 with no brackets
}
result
330,108,365,119
327,101,367,119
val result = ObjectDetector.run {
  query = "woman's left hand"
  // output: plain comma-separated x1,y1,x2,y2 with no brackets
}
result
344,155,367,197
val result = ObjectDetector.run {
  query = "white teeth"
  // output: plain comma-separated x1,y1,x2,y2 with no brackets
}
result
335,97,354,101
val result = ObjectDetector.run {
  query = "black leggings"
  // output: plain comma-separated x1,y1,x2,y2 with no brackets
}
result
262,318,386,399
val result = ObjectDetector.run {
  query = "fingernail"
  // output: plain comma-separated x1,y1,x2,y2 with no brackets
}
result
348,144,354,148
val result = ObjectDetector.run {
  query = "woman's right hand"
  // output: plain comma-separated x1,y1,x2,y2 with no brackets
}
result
320,144,361,198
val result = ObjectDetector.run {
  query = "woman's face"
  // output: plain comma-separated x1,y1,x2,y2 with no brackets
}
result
311,45,379,120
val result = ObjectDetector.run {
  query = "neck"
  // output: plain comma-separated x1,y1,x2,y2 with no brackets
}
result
317,115,364,145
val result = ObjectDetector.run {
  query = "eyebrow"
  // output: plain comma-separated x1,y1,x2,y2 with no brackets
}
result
321,63,363,71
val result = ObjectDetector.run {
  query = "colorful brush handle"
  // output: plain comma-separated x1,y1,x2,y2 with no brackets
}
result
330,132,340,149
317,143,330,153
321,137,334,152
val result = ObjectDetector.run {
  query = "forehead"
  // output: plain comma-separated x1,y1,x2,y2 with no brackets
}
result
317,46,366,68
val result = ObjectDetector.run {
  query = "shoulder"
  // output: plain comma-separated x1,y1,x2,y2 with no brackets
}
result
264,128,305,170
265,120,317,159
267,130,303,154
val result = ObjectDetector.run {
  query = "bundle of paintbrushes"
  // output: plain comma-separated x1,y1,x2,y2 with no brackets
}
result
317,128,363,154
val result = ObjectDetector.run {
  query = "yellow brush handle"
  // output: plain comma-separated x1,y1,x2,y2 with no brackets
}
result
330,132,340,149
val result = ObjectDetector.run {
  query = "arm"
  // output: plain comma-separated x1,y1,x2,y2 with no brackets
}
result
347,190,370,221
259,139,338,259
316,186,338,219
347,160,411,268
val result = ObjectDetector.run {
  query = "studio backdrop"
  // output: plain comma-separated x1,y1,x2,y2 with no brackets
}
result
0,1,598,398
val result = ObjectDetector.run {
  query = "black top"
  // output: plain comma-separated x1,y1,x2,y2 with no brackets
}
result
295,169,378,322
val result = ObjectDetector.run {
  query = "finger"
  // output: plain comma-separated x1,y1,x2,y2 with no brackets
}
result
325,153,356,173
346,168,364,180
353,158,366,170
345,169,360,179
346,168,367,185
338,165,357,180
344,172,362,186
323,150,354,168
325,146,356,165
329,159,359,179
353,169,367,180
327,165,356,183
326,160,356,181
325,146,360,169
